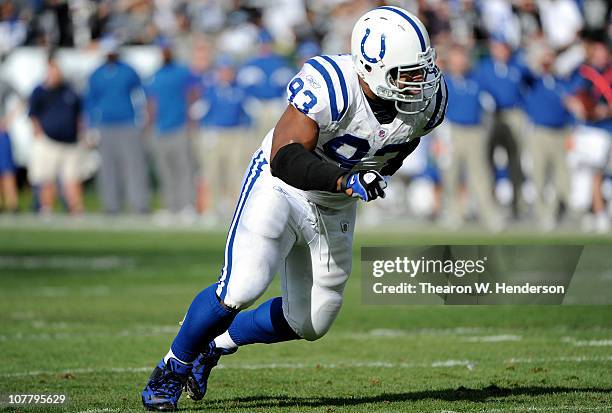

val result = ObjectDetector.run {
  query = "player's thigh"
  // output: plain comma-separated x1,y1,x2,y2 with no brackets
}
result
283,203,356,341
218,155,296,310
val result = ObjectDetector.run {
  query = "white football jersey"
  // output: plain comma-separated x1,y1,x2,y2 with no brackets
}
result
261,54,447,205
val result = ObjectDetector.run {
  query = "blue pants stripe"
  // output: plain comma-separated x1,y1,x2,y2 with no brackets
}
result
218,150,267,300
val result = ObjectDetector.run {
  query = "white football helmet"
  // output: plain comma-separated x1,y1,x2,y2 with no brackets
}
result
351,6,441,114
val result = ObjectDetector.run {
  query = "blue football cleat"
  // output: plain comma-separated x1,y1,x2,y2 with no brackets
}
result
185,342,236,401
141,357,191,411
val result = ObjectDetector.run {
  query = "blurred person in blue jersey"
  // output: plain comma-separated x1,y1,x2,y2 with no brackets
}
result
295,40,321,68
476,34,529,219
237,30,295,155
187,36,215,215
187,36,216,100
523,46,572,231
565,32,612,232
0,79,18,213
145,39,196,218
28,52,83,215
444,44,502,231
198,55,251,219
0,0,26,56
85,37,150,214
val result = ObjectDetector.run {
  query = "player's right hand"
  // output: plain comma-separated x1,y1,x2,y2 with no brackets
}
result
341,170,387,202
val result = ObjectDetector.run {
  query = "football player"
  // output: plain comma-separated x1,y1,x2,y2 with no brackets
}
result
142,6,447,411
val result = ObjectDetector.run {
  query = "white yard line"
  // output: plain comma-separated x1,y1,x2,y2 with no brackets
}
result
2,366,152,378
357,327,485,337
571,339,612,347
3,327,606,345
481,406,610,412
463,335,522,343
562,337,612,347
0,255,135,270
0,325,181,342
0,328,517,342
2,356,610,378
506,355,612,363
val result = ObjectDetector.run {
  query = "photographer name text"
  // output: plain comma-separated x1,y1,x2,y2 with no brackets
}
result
372,282,565,295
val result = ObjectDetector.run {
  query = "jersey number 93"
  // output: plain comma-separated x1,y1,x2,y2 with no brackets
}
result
288,78,318,114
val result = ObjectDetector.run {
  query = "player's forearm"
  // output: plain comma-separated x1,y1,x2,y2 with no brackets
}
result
270,142,348,193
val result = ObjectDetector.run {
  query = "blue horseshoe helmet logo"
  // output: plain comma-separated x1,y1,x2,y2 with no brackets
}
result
361,28,386,63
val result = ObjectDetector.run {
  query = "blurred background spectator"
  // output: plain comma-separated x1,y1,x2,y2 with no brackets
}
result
145,39,195,221
85,37,149,214
0,0,609,233
565,31,612,232
0,78,19,213
523,45,571,231
186,35,215,215
443,44,502,232
477,35,528,220
28,52,83,214
197,55,251,221
0,0,27,57
237,30,295,157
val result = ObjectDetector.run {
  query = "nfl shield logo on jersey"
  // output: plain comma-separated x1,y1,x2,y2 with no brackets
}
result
340,221,350,233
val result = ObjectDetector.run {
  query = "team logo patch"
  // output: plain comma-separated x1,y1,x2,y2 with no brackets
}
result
361,28,386,64
305,74,321,89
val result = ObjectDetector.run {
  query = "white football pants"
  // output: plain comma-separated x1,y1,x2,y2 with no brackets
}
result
215,150,356,340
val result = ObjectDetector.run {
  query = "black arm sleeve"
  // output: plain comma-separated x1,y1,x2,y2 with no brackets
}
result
270,142,348,192
379,137,421,176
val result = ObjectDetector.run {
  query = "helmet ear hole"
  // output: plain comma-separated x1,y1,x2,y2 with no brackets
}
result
364,64,372,73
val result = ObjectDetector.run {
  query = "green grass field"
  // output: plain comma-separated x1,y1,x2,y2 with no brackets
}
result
1,228,611,413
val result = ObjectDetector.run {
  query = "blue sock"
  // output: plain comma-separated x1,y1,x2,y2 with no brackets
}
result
170,284,237,363
227,297,300,345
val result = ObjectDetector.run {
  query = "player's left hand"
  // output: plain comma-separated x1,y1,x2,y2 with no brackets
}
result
341,170,387,202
